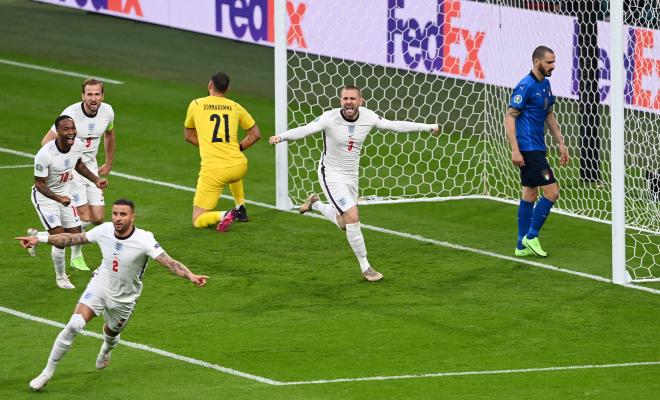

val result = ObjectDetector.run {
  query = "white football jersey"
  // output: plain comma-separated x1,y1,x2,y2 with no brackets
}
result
86,222,165,303
280,108,433,181
51,102,115,171
33,139,84,200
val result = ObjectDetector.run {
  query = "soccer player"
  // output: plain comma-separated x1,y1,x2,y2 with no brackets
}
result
505,46,569,257
17,199,209,392
184,72,261,230
41,78,116,271
269,85,438,281
31,115,109,289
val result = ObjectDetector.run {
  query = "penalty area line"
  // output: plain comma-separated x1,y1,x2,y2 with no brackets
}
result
0,58,124,84
0,145,657,295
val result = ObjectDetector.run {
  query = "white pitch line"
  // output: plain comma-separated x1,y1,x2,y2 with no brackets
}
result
0,164,32,169
279,361,660,385
1,145,658,295
0,58,124,84
0,306,282,385
3,305,659,386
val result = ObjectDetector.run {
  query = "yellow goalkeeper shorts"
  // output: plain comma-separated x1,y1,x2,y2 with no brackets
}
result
193,162,247,210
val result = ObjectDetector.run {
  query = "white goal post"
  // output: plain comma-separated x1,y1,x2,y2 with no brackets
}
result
273,0,660,284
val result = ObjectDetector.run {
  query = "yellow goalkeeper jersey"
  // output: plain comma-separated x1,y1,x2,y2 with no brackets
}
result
184,95,256,168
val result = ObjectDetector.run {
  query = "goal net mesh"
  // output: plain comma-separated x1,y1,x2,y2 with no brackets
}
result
284,0,660,281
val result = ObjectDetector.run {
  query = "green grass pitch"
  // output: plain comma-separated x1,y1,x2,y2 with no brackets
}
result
0,1,658,399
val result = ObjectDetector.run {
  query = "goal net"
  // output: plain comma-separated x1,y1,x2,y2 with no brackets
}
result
278,0,660,282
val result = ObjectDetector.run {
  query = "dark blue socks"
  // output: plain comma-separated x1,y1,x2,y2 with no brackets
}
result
526,197,555,239
517,199,534,249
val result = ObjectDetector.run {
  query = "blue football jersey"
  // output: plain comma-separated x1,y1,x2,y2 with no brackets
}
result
509,72,555,151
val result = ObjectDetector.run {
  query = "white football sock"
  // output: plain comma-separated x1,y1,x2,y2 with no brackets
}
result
51,246,66,278
43,314,86,377
100,331,120,355
312,201,341,228
345,222,371,272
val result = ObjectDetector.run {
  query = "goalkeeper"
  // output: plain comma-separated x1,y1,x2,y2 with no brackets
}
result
269,85,438,282
505,46,569,258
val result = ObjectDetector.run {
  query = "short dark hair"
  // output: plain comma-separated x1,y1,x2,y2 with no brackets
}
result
54,115,74,130
113,198,135,211
340,85,362,97
82,78,104,94
532,46,554,61
211,72,230,93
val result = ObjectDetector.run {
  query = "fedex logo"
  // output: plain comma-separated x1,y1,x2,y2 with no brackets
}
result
387,0,485,79
572,23,660,111
215,0,307,48
67,0,143,17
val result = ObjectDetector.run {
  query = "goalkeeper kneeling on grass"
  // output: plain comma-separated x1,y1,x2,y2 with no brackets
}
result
504,45,570,258
269,85,439,282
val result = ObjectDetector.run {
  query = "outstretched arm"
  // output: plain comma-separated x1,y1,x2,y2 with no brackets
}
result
269,119,324,144
154,252,208,287
16,231,89,249
546,110,569,166
374,118,438,134
504,107,524,167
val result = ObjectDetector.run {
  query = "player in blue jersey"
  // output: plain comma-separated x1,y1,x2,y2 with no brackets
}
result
505,46,569,257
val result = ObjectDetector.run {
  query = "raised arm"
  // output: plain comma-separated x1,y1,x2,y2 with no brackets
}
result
546,109,569,166
239,124,261,151
16,231,89,249
374,118,438,134
75,159,108,189
154,252,208,287
98,128,115,175
269,119,324,144
504,107,524,167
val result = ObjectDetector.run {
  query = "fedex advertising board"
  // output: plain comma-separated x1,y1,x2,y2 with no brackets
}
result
32,0,660,113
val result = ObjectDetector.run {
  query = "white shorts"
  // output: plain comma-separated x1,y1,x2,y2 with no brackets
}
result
31,188,81,230
79,274,135,334
318,169,358,214
71,176,105,207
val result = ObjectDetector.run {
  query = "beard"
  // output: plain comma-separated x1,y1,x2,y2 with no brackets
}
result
540,65,553,77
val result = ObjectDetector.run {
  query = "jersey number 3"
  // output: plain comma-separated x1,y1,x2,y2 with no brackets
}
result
210,114,230,143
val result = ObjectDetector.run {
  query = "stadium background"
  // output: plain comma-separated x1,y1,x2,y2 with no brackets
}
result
0,0,658,399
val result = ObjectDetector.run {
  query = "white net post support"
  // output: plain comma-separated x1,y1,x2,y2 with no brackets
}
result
610,0,627,284
274,0,291,210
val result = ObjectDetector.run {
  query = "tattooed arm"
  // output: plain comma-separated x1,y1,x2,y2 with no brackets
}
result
154,252,208,287
16,232,89,249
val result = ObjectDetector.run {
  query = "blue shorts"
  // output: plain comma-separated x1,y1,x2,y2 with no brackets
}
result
519,151,556,187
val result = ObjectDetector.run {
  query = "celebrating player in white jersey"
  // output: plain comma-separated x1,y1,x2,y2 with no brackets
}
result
31,115,109,289
17,198,209,392
42,78,116,271
269,85,439,281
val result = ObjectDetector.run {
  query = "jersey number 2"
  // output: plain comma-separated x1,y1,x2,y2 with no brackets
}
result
210,114,230,143
112,257,119,272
